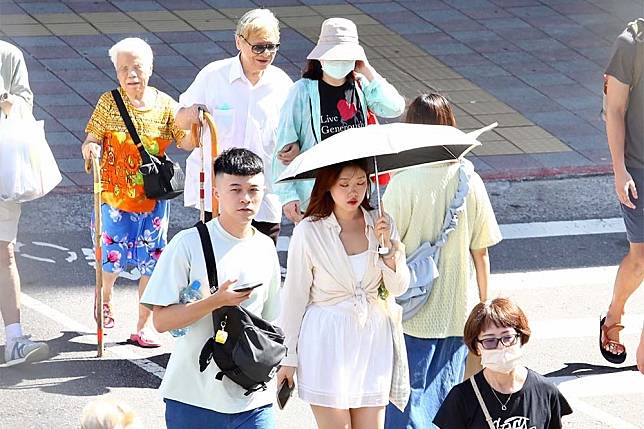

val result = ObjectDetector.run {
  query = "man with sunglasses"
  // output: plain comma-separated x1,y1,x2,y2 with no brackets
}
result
175,9,293,244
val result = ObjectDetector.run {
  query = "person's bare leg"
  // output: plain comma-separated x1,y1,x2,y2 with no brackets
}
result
604,242,644,348
0,241,20,326
350,406,386,429
311,405,352,429
101,271,119,304
136,275,151,333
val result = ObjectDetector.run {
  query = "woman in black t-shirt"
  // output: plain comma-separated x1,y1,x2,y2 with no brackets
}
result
273,17,405,224
434,298,573,429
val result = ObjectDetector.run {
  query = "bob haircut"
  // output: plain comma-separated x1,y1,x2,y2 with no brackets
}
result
303,159,372,220
235,8,280,40
404,93,456,127
463,297,531,356
108,37,153,72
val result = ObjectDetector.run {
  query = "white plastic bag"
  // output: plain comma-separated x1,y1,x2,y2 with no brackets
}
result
0,112,62,202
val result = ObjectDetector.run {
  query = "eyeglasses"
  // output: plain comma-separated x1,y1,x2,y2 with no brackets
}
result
477,333,520,350
239,34,280,55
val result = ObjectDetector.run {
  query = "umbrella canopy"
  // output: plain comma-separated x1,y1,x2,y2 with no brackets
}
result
276,122,496,183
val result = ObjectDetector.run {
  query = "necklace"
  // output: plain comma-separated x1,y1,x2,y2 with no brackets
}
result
490,389,512,411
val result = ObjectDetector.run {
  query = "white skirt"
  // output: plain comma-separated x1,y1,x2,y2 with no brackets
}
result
297,299,393,409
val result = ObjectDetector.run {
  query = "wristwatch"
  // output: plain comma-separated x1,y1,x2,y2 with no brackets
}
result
0,92,9,103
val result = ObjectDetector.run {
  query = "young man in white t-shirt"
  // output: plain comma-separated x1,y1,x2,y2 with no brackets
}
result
141,148,281,429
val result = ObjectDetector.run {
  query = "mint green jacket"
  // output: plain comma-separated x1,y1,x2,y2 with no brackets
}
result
272,75,405,208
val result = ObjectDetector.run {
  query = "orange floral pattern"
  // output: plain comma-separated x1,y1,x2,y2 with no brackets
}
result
85,87,185,213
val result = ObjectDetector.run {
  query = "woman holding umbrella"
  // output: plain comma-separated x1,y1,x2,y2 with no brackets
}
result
276,159,410,429
81,37,193,348
272,17,405,223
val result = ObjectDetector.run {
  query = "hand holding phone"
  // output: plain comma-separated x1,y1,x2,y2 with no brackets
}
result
276,378,294,410
231,282,262,293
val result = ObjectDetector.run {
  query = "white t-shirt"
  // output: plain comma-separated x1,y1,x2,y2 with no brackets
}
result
140,219,282,413
179,55,294,223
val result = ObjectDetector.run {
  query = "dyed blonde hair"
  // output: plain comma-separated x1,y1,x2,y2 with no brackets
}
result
80,399,141,429
235,8,280,40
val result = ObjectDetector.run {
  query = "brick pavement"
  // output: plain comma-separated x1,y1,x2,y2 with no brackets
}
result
1,0,642,189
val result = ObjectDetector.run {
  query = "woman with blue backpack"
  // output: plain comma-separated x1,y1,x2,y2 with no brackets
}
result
382,94,503,429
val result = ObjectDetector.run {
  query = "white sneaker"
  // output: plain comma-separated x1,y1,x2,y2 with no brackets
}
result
2,335,49,367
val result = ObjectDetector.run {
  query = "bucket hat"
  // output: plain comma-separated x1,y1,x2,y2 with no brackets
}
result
307,18,366,61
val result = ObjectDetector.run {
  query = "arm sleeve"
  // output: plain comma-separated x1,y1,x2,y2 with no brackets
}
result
178,65,211,107
605,30,637,86
166,97,187,143
547,388,573,429
9,48,33,113
360,76,405,118
261,250,282,322
272,83,305,205
382,174,413,243
278,223,314,366
140,233,190,309
433,385,468,428
85,92,111,142
377,216,410,297
469,173,502,250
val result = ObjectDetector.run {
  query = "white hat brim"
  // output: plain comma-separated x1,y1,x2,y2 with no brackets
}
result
307,43,366,61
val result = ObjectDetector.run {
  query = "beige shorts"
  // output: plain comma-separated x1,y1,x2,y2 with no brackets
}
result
0,201,21,243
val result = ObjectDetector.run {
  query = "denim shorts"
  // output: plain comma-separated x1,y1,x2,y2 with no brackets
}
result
622,167,644,243
164,399,275,429
91,201,169,276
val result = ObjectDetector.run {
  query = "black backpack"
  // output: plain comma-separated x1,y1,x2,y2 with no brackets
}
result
195,222,287,396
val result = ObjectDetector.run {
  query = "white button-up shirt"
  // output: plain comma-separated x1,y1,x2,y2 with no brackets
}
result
179,55,293,223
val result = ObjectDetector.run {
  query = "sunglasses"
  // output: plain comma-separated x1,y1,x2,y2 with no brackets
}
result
239,34,280,55
477,333,520,350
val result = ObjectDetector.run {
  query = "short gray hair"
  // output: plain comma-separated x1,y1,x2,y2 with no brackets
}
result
235,9,280,39
108,37,153,71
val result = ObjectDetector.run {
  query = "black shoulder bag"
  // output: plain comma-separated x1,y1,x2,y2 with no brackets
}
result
195,222,287,396
111,89,184,200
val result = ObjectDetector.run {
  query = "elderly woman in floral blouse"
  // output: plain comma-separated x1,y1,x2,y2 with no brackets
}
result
81,37,193,348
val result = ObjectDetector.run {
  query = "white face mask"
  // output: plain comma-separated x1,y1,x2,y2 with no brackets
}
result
321,60,356,80
480,344,523,374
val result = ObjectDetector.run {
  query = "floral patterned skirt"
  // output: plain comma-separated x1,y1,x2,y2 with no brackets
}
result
91,201,169,276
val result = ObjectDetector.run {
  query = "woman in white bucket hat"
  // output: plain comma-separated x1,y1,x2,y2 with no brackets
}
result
272,17,405,225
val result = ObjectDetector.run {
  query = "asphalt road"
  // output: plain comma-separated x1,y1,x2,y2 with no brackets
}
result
1,174,643,428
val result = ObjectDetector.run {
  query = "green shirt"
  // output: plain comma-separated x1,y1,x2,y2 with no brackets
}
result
383,161,502,338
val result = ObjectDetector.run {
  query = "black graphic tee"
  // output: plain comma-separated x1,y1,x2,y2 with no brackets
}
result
318,79,365,141
434,369,572,429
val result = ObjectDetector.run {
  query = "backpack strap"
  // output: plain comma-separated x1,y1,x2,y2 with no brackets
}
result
111,89,154,168
195,221,218,294
195,221,222,343
470,377,495,429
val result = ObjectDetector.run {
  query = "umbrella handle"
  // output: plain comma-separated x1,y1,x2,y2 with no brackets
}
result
373,157,389,255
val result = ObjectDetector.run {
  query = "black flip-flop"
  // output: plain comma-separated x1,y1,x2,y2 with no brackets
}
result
599,316,627,364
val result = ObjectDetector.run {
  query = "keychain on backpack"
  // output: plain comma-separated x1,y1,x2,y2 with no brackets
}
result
215,317,228,344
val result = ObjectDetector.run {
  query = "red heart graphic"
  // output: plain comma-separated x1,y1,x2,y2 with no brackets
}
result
337,99,357,121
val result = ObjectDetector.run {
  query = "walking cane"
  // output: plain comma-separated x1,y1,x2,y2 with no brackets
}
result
85,156,104,357
192,108,219,223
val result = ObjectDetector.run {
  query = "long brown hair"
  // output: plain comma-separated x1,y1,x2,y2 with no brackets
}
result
404,93,456,126
303,159,372,220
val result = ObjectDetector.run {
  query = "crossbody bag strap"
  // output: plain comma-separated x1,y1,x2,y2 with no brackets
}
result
195,221,221,336
110,89,152,165
470,377,495,429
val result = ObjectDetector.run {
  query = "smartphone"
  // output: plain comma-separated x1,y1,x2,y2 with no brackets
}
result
276,378,294,410
232,282,263,293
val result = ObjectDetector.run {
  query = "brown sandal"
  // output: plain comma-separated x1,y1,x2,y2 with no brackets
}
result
599,316,626,364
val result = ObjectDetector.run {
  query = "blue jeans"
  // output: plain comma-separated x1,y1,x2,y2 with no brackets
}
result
164,399,275,429
385,335,468,429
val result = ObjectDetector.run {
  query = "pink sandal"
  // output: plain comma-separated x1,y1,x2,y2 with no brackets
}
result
94,299,115,329
129,330,160,348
